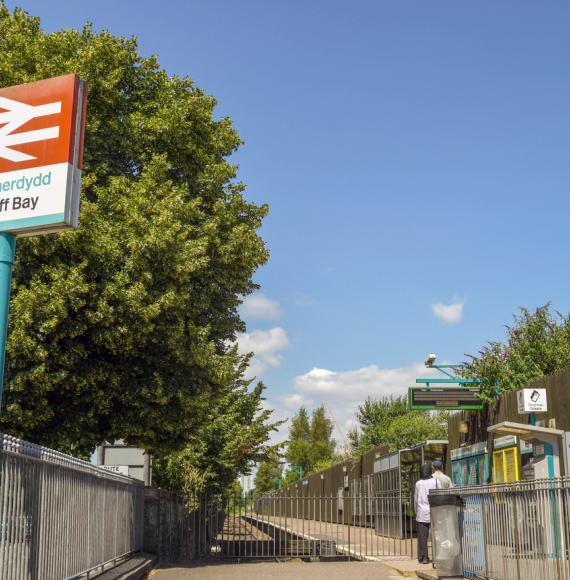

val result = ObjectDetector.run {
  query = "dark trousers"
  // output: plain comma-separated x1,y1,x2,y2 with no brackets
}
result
417,521,430,560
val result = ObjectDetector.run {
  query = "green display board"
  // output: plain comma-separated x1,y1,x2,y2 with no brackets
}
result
408,386,483,411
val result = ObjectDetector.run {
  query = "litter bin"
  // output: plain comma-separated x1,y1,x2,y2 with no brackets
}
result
428,493,463,578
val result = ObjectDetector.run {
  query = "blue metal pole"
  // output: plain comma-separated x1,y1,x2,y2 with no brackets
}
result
0,233,15,411
529,412,537,426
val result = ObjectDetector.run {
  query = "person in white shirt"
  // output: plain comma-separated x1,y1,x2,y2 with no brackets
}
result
414,463,438,564
432,460,453,489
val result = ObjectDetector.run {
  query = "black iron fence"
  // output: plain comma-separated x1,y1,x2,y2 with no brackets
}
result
191,491,420,561
433,477,570,580
0,433,144,580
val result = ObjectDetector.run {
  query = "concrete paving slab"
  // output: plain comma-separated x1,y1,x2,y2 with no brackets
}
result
149,560,405,580
416,571,440,580
382,558,436,577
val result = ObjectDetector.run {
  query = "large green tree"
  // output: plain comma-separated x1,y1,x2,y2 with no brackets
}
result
309,405,336,470
283,405,337,479
284,406,311,475
349,396,408,455
152,371,282,500
464,305,570,402
0,4,269,456
383,412,448,451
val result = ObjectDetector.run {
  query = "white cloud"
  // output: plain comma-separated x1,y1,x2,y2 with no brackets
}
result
236,327,289,378
294,363,432,402
431,299,464,324
241,293,282,320
268,362,441,448
281,393,314,409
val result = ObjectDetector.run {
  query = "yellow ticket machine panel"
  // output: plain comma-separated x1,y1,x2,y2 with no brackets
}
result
492,436,520,483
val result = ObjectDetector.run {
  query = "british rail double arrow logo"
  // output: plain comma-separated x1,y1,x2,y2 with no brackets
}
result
0,96,62,163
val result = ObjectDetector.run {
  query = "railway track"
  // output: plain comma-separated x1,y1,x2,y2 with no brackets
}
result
216,515,273,542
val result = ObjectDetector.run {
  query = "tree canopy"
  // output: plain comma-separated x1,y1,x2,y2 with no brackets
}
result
349,396,447,455
309,405,336,469
285,407,312,475
152,375,282,500
464,305,570,402
0,4,270,457
254,453,283,495
284,405,337,480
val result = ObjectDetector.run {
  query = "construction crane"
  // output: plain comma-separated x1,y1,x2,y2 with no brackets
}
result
324,402,350,460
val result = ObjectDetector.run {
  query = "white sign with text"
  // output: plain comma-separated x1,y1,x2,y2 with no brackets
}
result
517,388,547,414
0,74,87,236
100,465,129,476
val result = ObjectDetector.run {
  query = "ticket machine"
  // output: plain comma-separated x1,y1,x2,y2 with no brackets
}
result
488,422,565,480
492,435,520,483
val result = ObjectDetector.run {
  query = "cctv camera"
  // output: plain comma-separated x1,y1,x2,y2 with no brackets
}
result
425,353,437,367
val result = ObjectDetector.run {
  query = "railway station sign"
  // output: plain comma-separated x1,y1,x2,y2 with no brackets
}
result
408,386,484,411
0,74,87,236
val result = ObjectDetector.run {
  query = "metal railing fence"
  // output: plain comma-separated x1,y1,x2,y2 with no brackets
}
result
432,477,570,580
0,433,144,580
191,492,420,561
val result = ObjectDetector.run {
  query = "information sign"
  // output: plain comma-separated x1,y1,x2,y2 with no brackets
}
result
408,386,483,411
0,74,87,236
517,388,547,414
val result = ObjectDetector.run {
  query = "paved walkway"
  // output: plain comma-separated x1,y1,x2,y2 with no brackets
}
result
150,561,404,580
247,513,418,561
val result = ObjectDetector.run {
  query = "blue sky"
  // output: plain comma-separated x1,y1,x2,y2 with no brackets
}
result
9,1,570,437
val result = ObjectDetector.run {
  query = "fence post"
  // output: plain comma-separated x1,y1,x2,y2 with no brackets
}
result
346,490,350,561
481,495,490,578
512,490,521,580
284,496,288,556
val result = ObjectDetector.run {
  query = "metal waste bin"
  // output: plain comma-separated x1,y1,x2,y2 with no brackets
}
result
428,493,463,578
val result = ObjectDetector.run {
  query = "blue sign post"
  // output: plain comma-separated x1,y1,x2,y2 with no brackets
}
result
0,233,15,408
